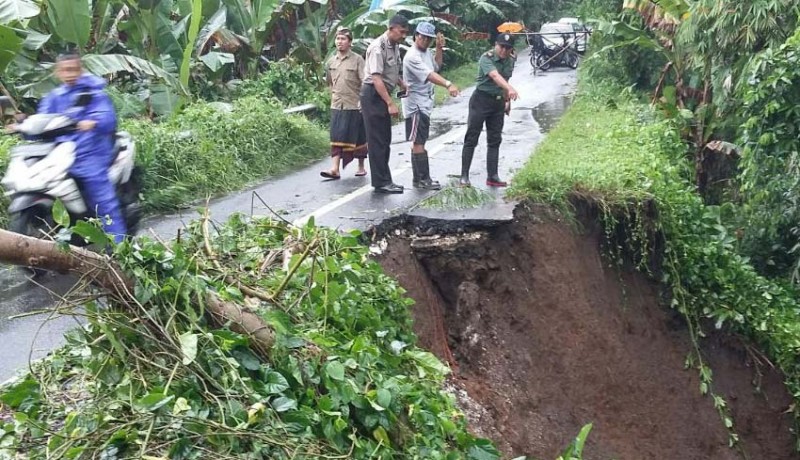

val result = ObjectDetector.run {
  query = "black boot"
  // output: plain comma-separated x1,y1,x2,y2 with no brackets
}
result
413,151,441,190
460,146,475,187
411,150,422,185
486,146,507,187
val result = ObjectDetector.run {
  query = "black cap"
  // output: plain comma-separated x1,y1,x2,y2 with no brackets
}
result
496,33,514,47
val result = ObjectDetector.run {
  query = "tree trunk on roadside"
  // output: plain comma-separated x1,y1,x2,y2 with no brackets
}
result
0,229,275,354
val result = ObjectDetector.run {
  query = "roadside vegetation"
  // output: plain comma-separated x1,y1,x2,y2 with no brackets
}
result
0,218,504,458
0,1,600,460
509,0,800,450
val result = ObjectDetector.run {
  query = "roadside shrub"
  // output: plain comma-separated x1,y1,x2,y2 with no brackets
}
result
737,26,800,280
236,59,331,121
127,96,328,212
0,217,504,459
512,82,800,444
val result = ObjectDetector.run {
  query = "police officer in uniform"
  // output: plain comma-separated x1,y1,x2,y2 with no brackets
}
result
460,33,520,187
360,14,409,194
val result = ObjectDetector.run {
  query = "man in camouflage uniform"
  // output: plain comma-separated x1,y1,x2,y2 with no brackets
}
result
460,33,520,187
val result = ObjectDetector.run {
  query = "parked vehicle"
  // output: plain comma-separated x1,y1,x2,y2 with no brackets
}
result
538,22,579,52
529,31,579,73
557,17,591,53
1,97,142,256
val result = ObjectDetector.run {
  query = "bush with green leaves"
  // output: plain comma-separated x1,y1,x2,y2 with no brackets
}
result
0,215,502,459
737,26,800,280
511,81,800,448
126,96,328,212
236,59,331,119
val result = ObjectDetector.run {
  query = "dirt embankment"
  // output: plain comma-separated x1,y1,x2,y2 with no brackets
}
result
377,206,796,460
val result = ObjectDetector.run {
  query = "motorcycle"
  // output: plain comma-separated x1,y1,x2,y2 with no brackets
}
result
529,33,579,74
0,95,142,253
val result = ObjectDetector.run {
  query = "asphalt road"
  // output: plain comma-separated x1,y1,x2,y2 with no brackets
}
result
0,51,577,382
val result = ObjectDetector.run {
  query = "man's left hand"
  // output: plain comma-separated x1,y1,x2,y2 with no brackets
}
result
77,120,97,131
436,33,445,49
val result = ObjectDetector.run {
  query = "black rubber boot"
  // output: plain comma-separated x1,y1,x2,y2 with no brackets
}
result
411,150,422,185
486,147,507,187
460,146,475,187
413,151,441,190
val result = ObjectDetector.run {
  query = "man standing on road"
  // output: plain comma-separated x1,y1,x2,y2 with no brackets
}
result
402,22,460,190
360,14,409,194
459,33,520,187
321,28,368,180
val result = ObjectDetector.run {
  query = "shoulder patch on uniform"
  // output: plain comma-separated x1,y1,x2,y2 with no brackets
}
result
485,51,494,57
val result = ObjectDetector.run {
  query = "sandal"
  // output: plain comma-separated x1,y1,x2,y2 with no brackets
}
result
320,170,341,180
355,170,367,177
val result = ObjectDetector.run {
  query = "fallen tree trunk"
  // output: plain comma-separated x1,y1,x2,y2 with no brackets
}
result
0,229,133,297
0,229,275,354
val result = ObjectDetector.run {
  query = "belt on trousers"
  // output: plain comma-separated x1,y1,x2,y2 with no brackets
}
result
475,90,504,100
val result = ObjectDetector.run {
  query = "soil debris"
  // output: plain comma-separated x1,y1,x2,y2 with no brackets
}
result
379,207,796,459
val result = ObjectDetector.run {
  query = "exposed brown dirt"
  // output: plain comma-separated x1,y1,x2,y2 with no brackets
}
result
377,207,796,460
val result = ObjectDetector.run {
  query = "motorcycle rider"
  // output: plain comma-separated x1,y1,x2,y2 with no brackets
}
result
8,51,127,243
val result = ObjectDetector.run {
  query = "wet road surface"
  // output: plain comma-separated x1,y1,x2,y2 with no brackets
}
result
0,52,577,381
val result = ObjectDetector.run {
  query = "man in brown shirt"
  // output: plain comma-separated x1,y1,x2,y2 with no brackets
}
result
321,28,368,179
360,14,409,194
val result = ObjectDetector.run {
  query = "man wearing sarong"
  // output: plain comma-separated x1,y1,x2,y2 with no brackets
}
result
321,28,368,180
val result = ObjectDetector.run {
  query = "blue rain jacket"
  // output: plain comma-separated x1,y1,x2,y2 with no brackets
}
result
37,74,118,178
36,74,127,242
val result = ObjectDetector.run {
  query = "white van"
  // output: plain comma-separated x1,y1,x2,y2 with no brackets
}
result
538,22,579,52
557,18,590,53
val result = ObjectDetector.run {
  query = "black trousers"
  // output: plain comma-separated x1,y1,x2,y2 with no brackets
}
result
360,84,393,188
463,90,506,149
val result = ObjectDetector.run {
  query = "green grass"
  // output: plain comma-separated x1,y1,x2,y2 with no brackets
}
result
510,81,800,447
128,96,328,213
510,91,688,206
417,181,494,210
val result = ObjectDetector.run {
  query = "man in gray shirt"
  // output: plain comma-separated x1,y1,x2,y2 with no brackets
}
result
402,21,460,190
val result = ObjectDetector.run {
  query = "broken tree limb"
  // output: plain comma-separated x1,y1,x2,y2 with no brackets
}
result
0,228,276,359
205,292,275,355
0,229,134,300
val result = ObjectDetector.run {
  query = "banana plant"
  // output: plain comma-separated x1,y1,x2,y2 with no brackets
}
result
0,0,40,75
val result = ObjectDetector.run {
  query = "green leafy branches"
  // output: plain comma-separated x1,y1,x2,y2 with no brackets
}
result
511,83,800,448
0,214,500,459
737,26,800,279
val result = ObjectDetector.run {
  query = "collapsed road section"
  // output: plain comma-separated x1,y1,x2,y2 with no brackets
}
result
374,204,796,459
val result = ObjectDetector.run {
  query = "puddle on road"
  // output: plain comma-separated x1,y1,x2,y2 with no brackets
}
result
531,94,574,133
